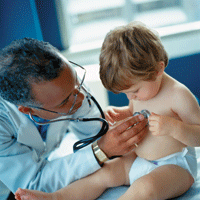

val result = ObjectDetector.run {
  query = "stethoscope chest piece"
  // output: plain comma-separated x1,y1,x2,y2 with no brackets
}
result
133,109,151,119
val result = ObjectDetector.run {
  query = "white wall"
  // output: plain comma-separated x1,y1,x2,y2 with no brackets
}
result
62,21,200,110
83,64,109,110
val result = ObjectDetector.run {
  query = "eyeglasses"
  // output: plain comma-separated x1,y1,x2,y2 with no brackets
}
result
29,61,86,116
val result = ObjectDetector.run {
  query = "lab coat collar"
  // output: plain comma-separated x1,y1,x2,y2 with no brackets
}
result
1,98,69,156
0,98,46,154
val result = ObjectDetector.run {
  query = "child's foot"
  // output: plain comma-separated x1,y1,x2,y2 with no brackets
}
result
15,188,55,200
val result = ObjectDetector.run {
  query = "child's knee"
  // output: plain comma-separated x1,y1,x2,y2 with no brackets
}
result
188,173,195,186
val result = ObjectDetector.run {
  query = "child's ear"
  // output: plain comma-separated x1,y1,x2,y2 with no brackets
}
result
157,61,165,76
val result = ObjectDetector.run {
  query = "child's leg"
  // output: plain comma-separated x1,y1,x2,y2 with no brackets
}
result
15,188,54,200
15,152,136,200
15,169,110,200
118,164,194,200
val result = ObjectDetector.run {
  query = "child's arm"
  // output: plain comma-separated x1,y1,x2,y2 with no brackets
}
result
149,85,200,147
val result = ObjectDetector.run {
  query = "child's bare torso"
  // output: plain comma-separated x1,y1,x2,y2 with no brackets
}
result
133,74,187,160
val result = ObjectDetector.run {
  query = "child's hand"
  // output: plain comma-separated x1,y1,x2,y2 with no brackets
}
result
149,112,178,136
104,106,120,125
104,106,132,125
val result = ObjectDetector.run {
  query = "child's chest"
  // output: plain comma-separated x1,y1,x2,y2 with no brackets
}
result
132,94,178,119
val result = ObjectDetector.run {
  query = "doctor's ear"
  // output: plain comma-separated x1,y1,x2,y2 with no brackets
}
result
18,106,32,114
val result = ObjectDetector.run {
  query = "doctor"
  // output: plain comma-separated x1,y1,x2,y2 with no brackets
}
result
0,38,148,199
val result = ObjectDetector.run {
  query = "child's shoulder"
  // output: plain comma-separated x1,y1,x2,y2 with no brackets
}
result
165,74,190,94
166,75,197,109
172,79,191,96
163,74,195,104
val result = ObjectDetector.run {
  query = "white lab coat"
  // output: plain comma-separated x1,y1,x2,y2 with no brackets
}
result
0,94,102,198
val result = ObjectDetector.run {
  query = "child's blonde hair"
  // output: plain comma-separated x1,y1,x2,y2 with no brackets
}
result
99,21,168,93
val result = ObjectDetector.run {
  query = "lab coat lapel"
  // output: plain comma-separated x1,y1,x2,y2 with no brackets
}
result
17,117,45,154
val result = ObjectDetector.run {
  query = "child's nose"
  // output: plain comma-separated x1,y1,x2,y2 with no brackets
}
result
126,93,136,100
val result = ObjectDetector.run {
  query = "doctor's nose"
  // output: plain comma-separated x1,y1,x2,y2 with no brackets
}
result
73,88,85,103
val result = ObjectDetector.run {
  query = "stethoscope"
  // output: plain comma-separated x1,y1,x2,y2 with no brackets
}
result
73,94,109,152
29,86,109,152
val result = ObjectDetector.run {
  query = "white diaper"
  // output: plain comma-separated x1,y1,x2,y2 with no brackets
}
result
129,147,197,185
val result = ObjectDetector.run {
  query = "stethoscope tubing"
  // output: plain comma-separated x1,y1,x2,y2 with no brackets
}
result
29,90,109,152
73,96,109,152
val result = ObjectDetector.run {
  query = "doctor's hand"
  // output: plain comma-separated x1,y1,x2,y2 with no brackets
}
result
98,114,148,158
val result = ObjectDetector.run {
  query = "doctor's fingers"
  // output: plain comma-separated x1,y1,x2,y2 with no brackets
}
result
112,115,145,135
117,126,149,154
120,120,149,143
127,125,149,147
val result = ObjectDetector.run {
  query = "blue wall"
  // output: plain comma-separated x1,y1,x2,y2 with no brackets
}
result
165,53,200,102
108,53,200,106
35,0,64,50
0,0,64,50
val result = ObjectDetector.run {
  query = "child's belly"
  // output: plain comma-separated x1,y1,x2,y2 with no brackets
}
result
134,132,186,160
